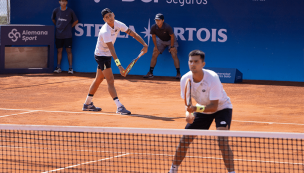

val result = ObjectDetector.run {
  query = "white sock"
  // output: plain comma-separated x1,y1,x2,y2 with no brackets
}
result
114,98,123,108
85,96,93,105
228,171,235,173
169,164,179,173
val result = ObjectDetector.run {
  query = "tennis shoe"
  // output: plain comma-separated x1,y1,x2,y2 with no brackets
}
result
68,68,74,74
116,105,131,115
143,72,154,78
54,67,62,73
82,102,102,111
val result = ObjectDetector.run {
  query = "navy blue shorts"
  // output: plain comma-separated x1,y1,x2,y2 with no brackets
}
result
94,55,111,71
56,38,72,49
185,108,232,130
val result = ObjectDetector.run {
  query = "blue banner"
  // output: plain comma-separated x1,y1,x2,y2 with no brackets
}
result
11,0,304,82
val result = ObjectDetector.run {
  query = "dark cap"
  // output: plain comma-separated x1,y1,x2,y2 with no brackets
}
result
155,13,164,20
101,8,112,18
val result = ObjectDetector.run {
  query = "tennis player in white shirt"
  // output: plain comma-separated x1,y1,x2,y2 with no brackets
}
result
82,8,148,114
169,50,235,173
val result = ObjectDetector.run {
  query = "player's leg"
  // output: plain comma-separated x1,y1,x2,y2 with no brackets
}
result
83,67,103,111
65,38,73,74
54,39,63,73
83,55,108,111
143,47,160,78
169,113,214,173
143,38,164,78
102,68,131,115
215,109,235,173
169,135,196,173
169,39,180,79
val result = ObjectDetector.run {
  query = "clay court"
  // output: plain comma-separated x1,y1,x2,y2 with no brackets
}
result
1,72,304,172
0,72,303,132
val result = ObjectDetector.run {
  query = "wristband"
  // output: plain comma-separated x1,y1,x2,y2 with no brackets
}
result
115,59,121,66
196,105,205,112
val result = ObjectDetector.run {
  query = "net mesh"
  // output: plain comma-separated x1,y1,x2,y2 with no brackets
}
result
0,0,9,24
0,125,303,173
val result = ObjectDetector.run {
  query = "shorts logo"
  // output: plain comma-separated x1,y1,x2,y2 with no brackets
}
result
220,121,226,125
8,29,21,42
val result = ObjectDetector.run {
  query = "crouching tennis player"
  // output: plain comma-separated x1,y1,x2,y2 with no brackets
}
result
168,50,235,173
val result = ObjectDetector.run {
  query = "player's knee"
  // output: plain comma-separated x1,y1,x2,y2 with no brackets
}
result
107,78,115,86
57,48,63,53
66,48,72,54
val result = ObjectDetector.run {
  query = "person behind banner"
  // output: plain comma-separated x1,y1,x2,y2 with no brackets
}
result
52,0,78,74
168,50,235,173
82,8,148,114
143,13,181,80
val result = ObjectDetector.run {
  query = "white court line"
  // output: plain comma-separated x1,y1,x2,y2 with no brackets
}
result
0,108,304,126
41,153,129,173
1,145,302,166
0,110,39,118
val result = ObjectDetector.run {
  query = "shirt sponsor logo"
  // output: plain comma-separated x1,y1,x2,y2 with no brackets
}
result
58,17,67,22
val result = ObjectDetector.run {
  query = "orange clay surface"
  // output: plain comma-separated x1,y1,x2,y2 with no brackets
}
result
0,72,303,133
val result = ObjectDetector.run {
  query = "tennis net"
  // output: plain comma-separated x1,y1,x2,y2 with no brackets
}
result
0,124,303,173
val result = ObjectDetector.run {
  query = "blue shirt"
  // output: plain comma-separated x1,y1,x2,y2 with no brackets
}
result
51,7,78,39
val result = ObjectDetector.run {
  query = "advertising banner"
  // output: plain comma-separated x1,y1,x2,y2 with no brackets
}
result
10,0,304,81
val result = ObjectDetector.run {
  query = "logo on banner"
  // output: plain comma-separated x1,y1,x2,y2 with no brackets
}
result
8,29,48,42
140,19,152,46
75,19,227,45
122,0,158,2
8,29,21,42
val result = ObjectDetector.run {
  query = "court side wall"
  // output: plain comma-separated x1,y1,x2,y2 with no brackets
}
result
10,0,304,82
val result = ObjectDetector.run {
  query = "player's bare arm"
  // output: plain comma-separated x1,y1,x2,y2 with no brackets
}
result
52,19,56,25
72,20,79,27
106,42,126,76
125,29,148,54
187,100,219,113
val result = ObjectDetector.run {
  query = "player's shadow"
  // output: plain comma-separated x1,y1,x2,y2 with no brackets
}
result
127,114,184,121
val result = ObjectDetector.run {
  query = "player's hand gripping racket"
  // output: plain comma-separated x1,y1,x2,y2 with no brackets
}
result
123,51,144,76
184,78,195,124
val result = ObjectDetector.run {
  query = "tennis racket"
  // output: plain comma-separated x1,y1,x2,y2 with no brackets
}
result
184,78,195,124
123,51,144,76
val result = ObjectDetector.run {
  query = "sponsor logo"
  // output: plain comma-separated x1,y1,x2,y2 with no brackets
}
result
121,0,158,2
75,19,228,45
217,73,231,78
8,29,21,42
120,0,207,6
8,29,48,42
58,18,67,22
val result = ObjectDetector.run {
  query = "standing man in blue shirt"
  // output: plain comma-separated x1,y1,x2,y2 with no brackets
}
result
52,0,78,74
143,13,181,79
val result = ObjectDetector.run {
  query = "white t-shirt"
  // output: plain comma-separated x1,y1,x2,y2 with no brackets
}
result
180,69,233,114
94,20,128,56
